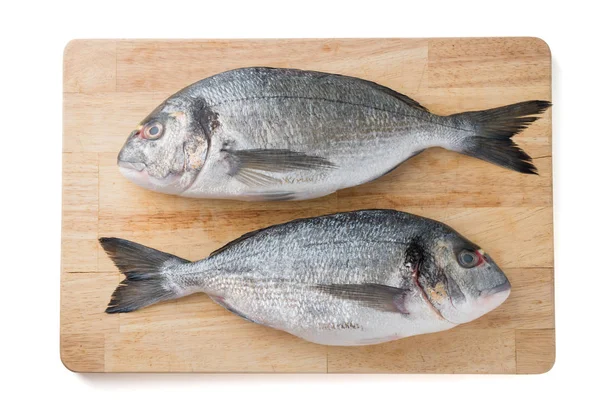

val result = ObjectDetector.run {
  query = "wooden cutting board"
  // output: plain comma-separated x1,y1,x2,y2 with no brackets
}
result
61,38,554,373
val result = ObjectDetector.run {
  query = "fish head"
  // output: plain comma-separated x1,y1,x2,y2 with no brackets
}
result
117,97,209,195
420,229,511,325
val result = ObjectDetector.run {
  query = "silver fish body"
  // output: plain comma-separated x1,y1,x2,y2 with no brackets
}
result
101,210,511,346
117,67,551,201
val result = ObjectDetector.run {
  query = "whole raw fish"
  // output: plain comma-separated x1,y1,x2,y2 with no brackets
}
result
101,209,511,346
117,67,550,201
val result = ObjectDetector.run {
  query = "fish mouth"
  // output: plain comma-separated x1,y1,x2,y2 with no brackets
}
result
480,280,512,298
118,160,146,172
117,160,196,194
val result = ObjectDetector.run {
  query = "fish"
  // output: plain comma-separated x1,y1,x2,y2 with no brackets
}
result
100,209,511,346
117,67,551,201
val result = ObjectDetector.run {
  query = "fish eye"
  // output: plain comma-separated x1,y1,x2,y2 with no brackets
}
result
458,249,480,268
142,122,164,140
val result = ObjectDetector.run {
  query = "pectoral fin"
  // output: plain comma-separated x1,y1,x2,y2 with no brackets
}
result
224,148,335,186
314,283,410,314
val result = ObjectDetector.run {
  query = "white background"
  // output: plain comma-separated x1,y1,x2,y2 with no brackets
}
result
1,0,598,398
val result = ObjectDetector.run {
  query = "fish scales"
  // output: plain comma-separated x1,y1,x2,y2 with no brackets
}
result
117,67,550,200
100,210,511,346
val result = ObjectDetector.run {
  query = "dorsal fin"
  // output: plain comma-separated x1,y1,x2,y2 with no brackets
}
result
312,68,429,112
249,67,430,112
356,78,429,112
208,226,271,258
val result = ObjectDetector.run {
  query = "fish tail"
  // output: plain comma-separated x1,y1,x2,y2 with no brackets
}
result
99,237,190,313
449,100,551,174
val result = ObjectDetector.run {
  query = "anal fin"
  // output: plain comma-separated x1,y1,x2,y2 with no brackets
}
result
365,150,425,184
244,191,298,201
209,295,261,325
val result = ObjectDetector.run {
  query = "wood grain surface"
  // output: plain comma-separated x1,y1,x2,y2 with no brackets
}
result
61,38,554,373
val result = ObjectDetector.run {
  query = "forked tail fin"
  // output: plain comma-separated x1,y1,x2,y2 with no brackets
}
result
450,100,552,174
99,237,190,313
